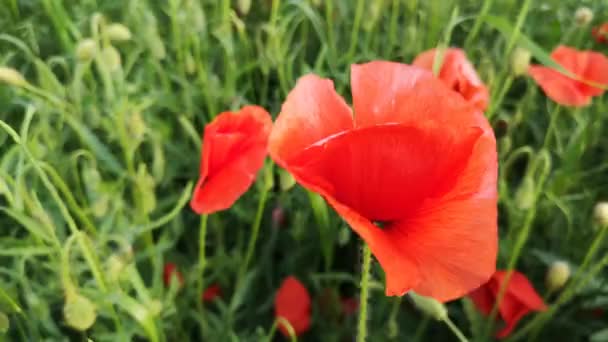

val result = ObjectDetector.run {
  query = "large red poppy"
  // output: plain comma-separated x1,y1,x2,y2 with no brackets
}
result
469,270,547,339
274,276,311,337
528,45,608,106
190,106,273,214
269,61,498,302
413,48,489,111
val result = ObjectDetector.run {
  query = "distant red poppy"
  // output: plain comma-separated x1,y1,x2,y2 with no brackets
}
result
413,48,489,111
269,61,498,302
163,263,184,288
201,284,222,302
528,45,608,106
341,297,359,316
190,105,273,214
469,270,547,339
592,24,608,44
274,276,311,337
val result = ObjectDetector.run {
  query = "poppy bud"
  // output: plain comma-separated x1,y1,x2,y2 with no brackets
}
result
545,261,570,292
511,47,531,77
63,292,97,331
99,46,121,72
515,177,536,210
127,110,146,141
75,38,97,62
106,254,126,283
593,202,608,228
185,53,196,75
106,23,132,42
136,164,156,215
409,291,447,321
0,67,27,87
574,7,593,26
92,194,109,218
279,168,296,191
0,311,8,333
236,0,251,16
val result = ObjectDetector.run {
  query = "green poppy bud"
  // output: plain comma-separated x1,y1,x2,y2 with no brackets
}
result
0,67,27,87
106,23,132,42
409,291,447,321
593,202,608,228
237,0,251,16
64,292,97,331
515,177,536,210
75,39,97,62
511,47,531,77
100,46,121,72
545,261,570,292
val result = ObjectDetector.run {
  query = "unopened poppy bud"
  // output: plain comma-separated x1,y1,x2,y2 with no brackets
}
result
76,39,97,62
185,53,196,75
409,291,447,321
279,169,296,191
100,46,121,72
0,311,8,333
515,177,536,210
92,194,109,217
64,292,97,331
511,47,531,77
574,7,593,26
128,110,146,141
593,202,608,228
236,0,251,16
106,23,132,42
545,261,570,292
106,254,126,282
0,67,27,87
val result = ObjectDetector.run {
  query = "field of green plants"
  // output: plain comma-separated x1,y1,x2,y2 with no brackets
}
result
1,0,608,341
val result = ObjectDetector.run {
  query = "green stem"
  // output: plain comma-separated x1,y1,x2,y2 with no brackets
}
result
357,243,372,342
196,214,209,336
238,184,270,283
542,105,561,148
346,0,365,61
487,74,514,119
465,0,494,48
444,317,469,342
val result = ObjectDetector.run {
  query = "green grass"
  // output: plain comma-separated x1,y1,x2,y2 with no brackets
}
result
1,0,608,341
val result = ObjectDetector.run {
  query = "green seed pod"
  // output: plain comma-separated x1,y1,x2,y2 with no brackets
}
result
0,67,27,87
409,291,447,321
64,292,97,331
237,0,252,16
106,23,132,42
593,202,608,228
75,39,97,62
100,45,122,72
515,177,536,210
511,47,531,77
545,261,570,292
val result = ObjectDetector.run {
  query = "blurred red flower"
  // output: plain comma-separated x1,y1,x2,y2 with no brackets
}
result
592,24,608,44
528,45,608,106
341,297,359,316
269,61,497,302
469,270,547,339
190,105,273,214
413,48,489,111
201,284,222,302
274,276,311,337
163,263,184,288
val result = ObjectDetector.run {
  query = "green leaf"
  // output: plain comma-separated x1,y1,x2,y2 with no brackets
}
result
0,206,54,243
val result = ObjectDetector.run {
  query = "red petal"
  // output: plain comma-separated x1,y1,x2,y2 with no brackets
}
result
351,61,484,131
288,124,483,222
469,283,496,315
528,65,590,106
413,48,489,111
163,263,184,288
269,74,353,166
492,271,547,312
579,50,608,96
275,276,311,336
191,106,272,214
202,284,222,302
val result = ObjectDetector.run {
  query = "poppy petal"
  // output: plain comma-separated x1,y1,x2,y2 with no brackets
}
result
528,65,590,106
493,271,547,312
275,276,312,336
191,106,272,214
469,284,496,315
287,124,483,222
351,61,482,132
579,50,608,96
269,74,353,166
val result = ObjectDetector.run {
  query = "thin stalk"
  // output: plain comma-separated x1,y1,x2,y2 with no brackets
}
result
357,243,372,342
346,0,365,61
444,317,469,342
196,213,209,338
542,105,561,148
238,183,270,284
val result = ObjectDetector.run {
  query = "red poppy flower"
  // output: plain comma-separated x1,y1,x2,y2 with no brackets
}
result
269,61,498,302
190,105,273,214
163,263,184,288
201,283,222,302
528,45,608,106
274,276,311,337
341,297,359,316
413,48,489,111
592,24,608,44
469,270,547,339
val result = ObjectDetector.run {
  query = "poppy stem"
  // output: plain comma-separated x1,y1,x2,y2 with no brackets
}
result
444,317,469,342
196,214,208,334
356,243,372,342
542,104,561,148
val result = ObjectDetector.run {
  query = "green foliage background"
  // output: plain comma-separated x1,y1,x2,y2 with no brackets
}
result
0,0,607,341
